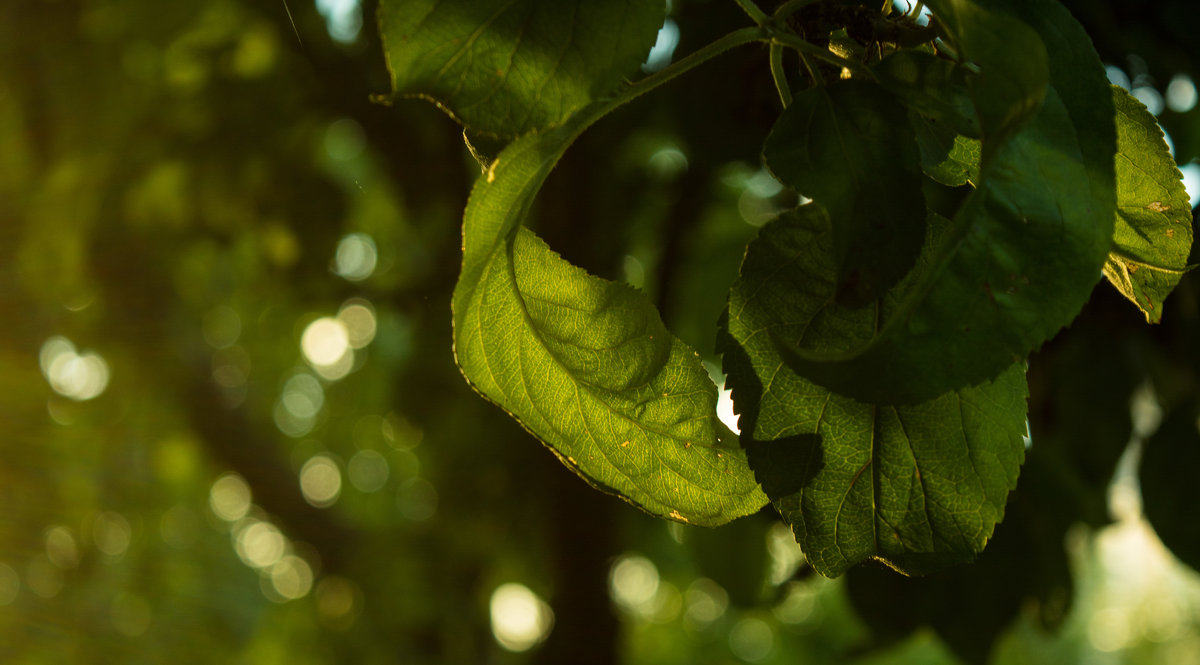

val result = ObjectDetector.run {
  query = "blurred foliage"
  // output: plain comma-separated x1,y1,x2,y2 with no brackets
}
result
1,0,1200,664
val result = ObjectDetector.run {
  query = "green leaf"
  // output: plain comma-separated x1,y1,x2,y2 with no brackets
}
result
1140,402,1200,572
1103,85,1193,323
922,0,1047,147
379,0,664,137
874,50,979,138
762,80,926,305
777,0,1116,405
911,115,980,187
720,206,1028,577
452,121,767,527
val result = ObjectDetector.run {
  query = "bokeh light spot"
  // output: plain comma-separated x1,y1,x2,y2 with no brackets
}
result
316,576,360,626
684,577,729,628
235,520,287,569
93,511,133,558
270,555,314,600
301,317,351,368
609,554,659,614
333,232,377,282
45,526,80,569
209,472,252,522
300,455,342,508
324,118,365,161
338,300,377,349
1166,74,1198,113
729,617,775,662
315,0,362,43
40,336,110,401
348,449,390,493
490,583,554,652
396,478,437,521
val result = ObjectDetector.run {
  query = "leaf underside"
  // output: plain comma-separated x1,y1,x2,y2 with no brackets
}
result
379,0,664,138
453,126,767,527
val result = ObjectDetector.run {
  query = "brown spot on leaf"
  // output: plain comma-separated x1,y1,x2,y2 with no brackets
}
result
1148,201,1171,212
669,510,689,523
621,440,630,448
1167,228,1176,238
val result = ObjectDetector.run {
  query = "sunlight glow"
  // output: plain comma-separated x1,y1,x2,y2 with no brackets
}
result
209,472,252,522
300,454,342,508
314,0,362,43
1180,162,1200,209
490,583,554,652
40,336,110,401
1132,86,1165,116
767,522,804,584
642,19,680,73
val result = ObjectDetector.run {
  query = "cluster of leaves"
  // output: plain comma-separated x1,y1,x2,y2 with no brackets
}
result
382,0,1191,582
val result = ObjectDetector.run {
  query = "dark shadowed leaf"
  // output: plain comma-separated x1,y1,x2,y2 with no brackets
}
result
763,80,926,305
1140,402,1200,571
720,206,1027,577
379,0,664,137
777,0,1115,405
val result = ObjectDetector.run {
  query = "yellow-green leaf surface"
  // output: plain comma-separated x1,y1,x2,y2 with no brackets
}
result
1103,85,1193,322
721,207,1027,577
777,0,1115,405
379,0,664,137
452,119,767,526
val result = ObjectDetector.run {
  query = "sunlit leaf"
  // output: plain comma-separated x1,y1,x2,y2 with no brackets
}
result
452,120,767,527
720,206,1027,577
1103,85,1193,322
379,0,664,137
776,0,1115,405
763,80,926,305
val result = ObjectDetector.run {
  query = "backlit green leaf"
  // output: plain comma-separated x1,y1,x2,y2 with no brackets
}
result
379,0,664,137
777,0,1115,405
1103,85,1193,322
452,119,767,527
720,206,1028,577
763,80,926,305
